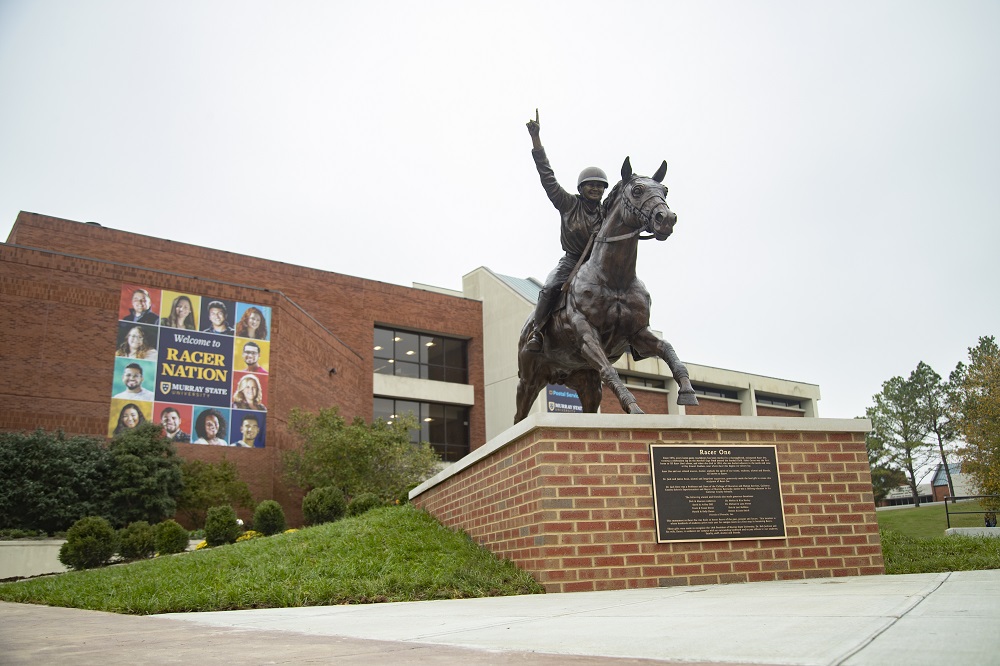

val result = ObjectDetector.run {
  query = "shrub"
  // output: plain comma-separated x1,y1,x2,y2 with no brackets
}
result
347,492,383,517
154,519,191,555
106,423,184,527
284,407,439,501
117,521,156,561
236,530,263,542
302,486,346,526
0,430,112,533
252,500,286,536
176,459,254,527
58,516,118,570
204,505,241,547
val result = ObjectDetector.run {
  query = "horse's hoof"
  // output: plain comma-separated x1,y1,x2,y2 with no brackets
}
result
677,391,699,406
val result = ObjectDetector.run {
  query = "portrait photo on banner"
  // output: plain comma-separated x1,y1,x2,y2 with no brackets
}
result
230,410,266,448
108,398,152,438
235,337,270,374
160,291,201,330
234,303,271,341
200,297,236,336
154,402,195,445
111,357,157,402
115,321,160,361
232,371,268,412
118,284,162,325
191,405,231,446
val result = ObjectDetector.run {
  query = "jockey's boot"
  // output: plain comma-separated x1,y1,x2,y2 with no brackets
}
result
526,329,544,352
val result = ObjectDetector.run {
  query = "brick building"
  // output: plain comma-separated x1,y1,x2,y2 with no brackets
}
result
2,211,822,524
2,212,485,522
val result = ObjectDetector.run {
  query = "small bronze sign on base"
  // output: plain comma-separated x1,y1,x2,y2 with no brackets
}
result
650,444,786,543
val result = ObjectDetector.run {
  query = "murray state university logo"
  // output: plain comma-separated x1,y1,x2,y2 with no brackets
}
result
159,382,172,395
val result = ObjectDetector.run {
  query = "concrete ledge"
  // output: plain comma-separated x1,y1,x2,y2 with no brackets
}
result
945,527,1000,537
0,540,67,578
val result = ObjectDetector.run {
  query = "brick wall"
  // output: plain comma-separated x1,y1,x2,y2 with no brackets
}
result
412,414,881,593
599,386,672,415
7,212,486,446
2,211,487,524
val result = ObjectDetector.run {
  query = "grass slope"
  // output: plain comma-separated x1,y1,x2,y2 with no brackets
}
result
0,505,543,614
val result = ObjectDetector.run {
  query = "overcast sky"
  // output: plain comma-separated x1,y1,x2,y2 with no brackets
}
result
1,1,997,424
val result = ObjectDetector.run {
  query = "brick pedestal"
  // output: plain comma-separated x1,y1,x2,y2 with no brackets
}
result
411,414,881,593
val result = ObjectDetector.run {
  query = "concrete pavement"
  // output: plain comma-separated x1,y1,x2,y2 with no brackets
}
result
2,570,997,665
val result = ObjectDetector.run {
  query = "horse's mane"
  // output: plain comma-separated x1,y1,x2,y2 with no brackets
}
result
601,179,623,218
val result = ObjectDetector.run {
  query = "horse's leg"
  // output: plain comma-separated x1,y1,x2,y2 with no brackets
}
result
567,314,644,414
566,369,602,413
514,355,549,424
630,328,699,406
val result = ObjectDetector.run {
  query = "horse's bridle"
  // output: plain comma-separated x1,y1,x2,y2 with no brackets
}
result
595,178,669,243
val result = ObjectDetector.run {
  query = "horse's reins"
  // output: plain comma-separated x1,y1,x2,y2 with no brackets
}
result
562,182,667,292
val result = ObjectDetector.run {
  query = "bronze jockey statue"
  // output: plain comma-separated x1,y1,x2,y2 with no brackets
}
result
525,109,608,352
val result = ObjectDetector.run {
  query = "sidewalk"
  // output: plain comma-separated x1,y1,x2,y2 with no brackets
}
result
2,570,997,665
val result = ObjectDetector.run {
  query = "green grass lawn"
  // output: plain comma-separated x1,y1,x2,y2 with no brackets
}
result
876,500,992,539
877,500,1000,575
0,505,543,614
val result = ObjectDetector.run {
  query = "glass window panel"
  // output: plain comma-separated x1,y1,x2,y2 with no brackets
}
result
373,328,393,359
442,338,465,368
395,331,419,362
420,335,441,365
394,361,420,378
373,397,394,422
443,366,466,384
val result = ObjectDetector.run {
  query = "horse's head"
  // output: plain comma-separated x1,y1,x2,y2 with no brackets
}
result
615,156,677,241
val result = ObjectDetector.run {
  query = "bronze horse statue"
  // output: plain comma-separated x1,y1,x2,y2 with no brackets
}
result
514,157,699,423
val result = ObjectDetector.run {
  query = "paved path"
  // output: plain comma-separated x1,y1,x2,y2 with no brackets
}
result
2,571,997,665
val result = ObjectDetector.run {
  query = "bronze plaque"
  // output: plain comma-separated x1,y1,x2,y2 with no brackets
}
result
649,444,785,543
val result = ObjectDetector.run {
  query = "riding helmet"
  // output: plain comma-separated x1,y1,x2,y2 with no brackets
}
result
577,166,609,189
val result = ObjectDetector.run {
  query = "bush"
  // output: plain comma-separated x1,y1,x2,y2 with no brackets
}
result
176,459,254,527
204,505,242,547
106,423,184,527
154,519,190,555
0,430,112,533
347,492,383,517
236,530,263,542
58,516,118,570
284,407,439,501
302,486,346,526
117,521,156,561
252,500,286,536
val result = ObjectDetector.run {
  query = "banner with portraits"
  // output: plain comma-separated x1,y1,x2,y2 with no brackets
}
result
109,285,272,448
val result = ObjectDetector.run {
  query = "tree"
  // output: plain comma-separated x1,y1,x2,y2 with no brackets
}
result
283,407,440,500
866,372,935,507
0,430,112,533
866,433,907,504
106,423,184,527
176,459,254,527
911,361,959,497
952,336,1000,510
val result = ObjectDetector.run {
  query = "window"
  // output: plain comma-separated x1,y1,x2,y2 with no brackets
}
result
691,384,739,400
622,375,666,389
374,326,468,383
756,394,802,409
373,397,470,463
